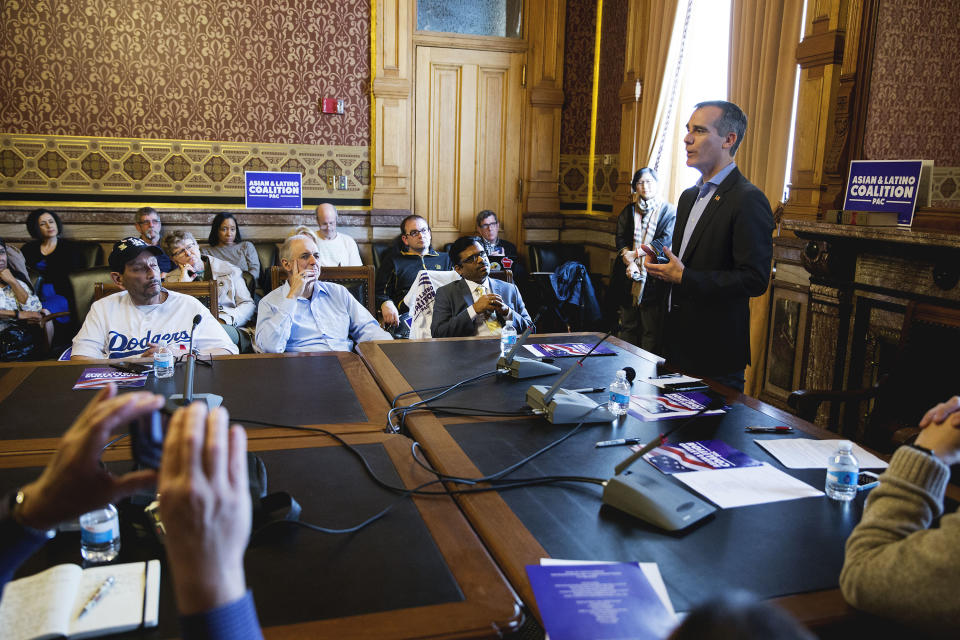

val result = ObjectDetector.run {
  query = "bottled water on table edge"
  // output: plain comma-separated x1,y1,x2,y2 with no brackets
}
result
825,440,859,502
500,324,518,357
607,369,631,416
154,340,174,378
80,504,121,563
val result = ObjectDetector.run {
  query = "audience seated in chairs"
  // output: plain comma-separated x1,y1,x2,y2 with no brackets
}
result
431,236,532,338
314,203,363,267
21,209,85,337
0,238,62,361
204,212,261,294
375,215,452,337
163,230,256,328
255,234,389,353
71,238,237,360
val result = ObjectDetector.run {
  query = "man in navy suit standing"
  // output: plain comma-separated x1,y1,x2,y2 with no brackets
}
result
644,100,774,392
431,236,532,338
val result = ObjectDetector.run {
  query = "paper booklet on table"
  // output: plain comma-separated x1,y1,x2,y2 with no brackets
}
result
0,560,160,640
628,391,727,421
641,440,762,475
528,560,676,640
522,343,616,358
754,438,889,470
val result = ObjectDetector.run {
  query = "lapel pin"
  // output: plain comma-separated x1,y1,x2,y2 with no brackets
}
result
714,195,721,201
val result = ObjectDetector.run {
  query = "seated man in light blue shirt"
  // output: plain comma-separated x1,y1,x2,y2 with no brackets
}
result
255,234,391,352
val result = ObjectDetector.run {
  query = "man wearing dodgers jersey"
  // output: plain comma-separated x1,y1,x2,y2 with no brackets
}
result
71,238,237,360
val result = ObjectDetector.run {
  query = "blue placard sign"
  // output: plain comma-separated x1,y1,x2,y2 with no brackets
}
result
245,171,303,209
843,160,924,226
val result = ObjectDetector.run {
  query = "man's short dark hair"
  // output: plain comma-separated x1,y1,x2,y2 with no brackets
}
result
26,208,63,240
476,210,497,227
135,206,159,224
694,100,748,156
400,214,427,236
448,236,482,266
631,167,658,191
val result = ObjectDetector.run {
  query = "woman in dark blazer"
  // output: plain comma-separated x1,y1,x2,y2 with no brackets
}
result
21,209,83,331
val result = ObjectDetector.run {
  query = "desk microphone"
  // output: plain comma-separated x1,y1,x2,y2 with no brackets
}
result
496,310,561,379
168,314,223,410
525,331,617,424
600,394,724,531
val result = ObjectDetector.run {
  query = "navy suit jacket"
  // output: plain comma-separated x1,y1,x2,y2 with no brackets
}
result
431,277,532,338
665,167,774,377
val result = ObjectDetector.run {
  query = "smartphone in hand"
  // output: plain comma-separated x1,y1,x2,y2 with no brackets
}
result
640,238,669,264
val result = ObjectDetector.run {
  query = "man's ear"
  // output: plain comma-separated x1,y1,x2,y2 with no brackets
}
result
723,132,738,151
110,271,125,289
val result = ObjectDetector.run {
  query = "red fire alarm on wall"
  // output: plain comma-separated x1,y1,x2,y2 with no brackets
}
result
321,98,345,114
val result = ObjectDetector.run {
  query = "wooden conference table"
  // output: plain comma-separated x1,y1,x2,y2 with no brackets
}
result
358,334,867,630
0,353,523,639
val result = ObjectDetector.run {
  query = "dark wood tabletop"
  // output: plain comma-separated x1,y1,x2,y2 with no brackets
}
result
2,429,523,639
357,334,866,630
0,352,392,467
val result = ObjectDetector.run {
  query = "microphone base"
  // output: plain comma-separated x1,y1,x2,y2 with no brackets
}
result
526,385,616,424
602,468,715,531
168,393,223,410
497,355,561,379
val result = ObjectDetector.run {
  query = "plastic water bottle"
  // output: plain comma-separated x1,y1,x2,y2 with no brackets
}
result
154,340,174,379
80,504,121,563
825,440,859,502
607,369,631,416
500,323,517,357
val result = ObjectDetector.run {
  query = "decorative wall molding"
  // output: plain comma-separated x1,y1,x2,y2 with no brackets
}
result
0,134,369,203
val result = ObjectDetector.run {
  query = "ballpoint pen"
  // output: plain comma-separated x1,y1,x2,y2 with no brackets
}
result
744,426,793,434
78,575,115,619
596,437,645,448
569,387,605,394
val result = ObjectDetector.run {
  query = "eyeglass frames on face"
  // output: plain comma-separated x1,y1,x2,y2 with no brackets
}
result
478,221,499,229
461,250,488,264
404,227,430,238
171,242,198,258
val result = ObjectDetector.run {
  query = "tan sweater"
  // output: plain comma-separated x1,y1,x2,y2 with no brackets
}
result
840,446,958,635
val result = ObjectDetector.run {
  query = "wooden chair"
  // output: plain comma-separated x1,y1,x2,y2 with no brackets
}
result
789,301,960,451
489,269,514,284
93,280,220,319
270,265,377,316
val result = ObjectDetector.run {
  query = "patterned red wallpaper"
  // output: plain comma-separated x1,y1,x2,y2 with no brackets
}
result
0,0,370,146
596,0,627,156
561,0,596,155
863,0,960,165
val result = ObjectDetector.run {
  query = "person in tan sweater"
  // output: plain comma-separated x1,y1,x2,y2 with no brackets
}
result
840,395,960,635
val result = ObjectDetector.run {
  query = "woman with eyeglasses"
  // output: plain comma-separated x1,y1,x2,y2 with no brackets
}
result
163,230,255,328
204,213,260,282
21,209,83,332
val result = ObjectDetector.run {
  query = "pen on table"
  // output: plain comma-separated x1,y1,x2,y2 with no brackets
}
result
744,426,794,434
569,387,605,394
596,437,645,448
78,575,115,619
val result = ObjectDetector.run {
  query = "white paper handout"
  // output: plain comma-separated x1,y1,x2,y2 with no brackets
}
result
754,438,888,470
674,462,823,509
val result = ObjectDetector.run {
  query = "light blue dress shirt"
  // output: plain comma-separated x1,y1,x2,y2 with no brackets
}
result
255,280,391,353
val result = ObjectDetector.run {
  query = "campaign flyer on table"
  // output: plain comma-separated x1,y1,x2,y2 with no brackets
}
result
523,343,616,358
642,440,762,475
627,390,727,420
525,563,675,640
74,368,148,390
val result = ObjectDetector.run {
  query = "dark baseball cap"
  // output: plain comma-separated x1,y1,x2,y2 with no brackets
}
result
109,237,162,272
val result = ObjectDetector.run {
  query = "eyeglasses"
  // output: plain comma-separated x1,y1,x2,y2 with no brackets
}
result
170,242,198,258
296,252,322,261
404,227,430,238
478,221,499,229
175,351,213,367
461,250,488,264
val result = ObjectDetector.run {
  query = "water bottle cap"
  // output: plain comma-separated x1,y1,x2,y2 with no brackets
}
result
838,440,853,451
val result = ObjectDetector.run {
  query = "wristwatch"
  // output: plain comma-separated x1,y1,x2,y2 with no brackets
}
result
908,443,936,458
9,489,57,540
